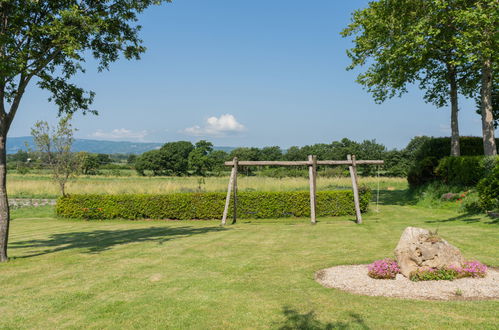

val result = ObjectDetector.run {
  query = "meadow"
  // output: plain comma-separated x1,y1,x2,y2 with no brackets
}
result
7,172,406,198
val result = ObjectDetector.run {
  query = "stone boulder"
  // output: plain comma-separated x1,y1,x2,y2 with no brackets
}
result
394,227,464,278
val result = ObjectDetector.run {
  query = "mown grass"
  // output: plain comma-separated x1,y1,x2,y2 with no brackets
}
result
1,199,497,329
7,173,407,198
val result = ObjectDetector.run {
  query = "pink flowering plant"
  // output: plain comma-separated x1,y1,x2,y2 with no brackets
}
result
367,258,400,279
412,260,488,281
448,260,488,278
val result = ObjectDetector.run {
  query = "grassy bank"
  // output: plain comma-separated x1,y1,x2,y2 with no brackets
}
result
7,173,407,198
1,201,497,329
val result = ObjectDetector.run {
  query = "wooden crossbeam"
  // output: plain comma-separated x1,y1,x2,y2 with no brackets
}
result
224,160,384,166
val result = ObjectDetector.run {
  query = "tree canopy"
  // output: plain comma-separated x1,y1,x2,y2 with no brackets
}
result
341,0,497,156
0,0,171,262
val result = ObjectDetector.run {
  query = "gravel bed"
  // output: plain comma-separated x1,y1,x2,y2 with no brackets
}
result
315,264,499,300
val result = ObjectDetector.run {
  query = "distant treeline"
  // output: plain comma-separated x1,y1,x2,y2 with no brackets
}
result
7,136,439,177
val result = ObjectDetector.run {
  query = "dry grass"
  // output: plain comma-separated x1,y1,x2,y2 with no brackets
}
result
7,173,407,198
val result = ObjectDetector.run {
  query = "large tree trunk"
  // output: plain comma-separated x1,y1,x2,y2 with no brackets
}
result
481,58,497,156
449,66,460,156
0,131,10,262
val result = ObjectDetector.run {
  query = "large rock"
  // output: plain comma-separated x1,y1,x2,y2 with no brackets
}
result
394,227,464,278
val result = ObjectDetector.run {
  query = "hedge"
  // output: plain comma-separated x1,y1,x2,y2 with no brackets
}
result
413,136,499,162
56,189,372,220
477,164,499,211
408,137,499,187
435,156,498,186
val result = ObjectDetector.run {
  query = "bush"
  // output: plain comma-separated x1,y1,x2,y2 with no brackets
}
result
367,259,400,279
56,189,372,220
411,261,488,281
407,156,439,187
435,156,499,186
410,267,459,281
414,136,498,161
477,164,499,211
407,137,499,187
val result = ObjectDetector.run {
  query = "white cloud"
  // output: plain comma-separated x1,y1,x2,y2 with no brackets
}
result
90,128,149,141
183,114,246,137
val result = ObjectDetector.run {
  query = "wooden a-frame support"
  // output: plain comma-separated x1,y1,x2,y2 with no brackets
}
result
221,155,383,225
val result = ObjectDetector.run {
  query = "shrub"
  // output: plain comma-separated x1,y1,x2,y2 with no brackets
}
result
477,164,499,211
414,136,498,161
411,261,488,281
407,137,499,187
435,156,488,186
367,259,400,279
459,190,482,213
407,156,439,187
460,260,488,278
410,267,459,281
56,189,371,220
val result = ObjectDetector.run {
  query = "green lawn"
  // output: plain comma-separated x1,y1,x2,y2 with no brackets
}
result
0,198,498,329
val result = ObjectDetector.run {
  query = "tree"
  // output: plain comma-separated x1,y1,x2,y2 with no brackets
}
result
160,141,194,175
342,0,477,157
260,146,283,161
127,154,138,165
188,140,214,176
77,152,100,175
476,76,498,129
459,0,498,155
208,150,229,175
0,0,170,262
31,116,78,196
135,149,167,176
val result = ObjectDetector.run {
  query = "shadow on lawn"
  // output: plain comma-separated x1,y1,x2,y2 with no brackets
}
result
278,307,370,330
11,226,228,258
425,212,499,225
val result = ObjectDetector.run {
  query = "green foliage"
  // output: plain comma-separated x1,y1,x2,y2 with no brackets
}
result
160,141,194,175
341,0,477,107
414,137,497,161
77,152,100,175
408,137,499,187
31,115,79,196
56,189,371,220
460,190,483,214
409,182,466,208
476,164,499,211
188,140,214,176
134,149,166,176
435,156,497,186
410,268,459,282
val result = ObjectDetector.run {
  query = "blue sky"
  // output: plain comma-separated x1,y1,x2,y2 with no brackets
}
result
10,0,494,149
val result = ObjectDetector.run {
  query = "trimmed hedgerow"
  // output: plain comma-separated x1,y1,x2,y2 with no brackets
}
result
435,156,498,186
56,189,371,220
407,137,499,187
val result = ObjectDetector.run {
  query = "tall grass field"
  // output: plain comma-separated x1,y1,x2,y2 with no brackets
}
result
7,173,407,198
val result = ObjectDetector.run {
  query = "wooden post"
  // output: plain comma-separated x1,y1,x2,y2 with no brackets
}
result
221,166,236,226
232,157,238,224
308,155,317,224
348,154,362,224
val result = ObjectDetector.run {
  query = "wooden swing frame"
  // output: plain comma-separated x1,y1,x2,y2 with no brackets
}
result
221,155,384,225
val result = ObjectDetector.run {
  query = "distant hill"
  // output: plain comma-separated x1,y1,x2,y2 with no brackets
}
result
7,136,235,155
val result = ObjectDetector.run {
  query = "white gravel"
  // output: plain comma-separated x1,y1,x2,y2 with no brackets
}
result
315,264,499,300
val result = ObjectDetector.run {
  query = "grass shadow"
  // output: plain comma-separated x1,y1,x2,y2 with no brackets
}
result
277,307,370,330
11,225,228,258
425,212,499,224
